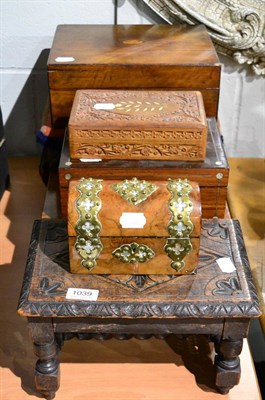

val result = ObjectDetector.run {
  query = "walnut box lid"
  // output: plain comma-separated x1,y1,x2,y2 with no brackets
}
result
68,89,208,161
48,24,220,70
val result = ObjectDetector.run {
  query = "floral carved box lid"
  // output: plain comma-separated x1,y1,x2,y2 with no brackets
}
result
68,89,208,162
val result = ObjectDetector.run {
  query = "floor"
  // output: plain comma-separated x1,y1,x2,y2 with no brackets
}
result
0,156,263,400
227,158,265,398
228,159,265,320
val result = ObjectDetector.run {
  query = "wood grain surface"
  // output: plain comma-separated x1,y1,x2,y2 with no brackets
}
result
0,157,261,400
47,24,220,126
68,90,208,161
67,177,201,275
17,219,260,318
228,158,265,333
49,88,219,129
48,25,220,68
68,179,201,237
59,118,229,219
16,217,261,396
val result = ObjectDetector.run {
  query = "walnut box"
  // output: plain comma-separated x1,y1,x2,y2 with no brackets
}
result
68,89,208,162
68,177,201,275
47,24,221,128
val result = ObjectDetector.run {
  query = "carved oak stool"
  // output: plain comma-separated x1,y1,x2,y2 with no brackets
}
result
17,219,260,399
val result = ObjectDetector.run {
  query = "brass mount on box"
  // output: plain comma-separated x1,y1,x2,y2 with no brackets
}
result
74,178,103,270
74,177,194,272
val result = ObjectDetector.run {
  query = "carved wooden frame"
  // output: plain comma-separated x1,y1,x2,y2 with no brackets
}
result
142,0,265,75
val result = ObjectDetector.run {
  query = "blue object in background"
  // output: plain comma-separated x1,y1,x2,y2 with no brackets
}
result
0,107,9,199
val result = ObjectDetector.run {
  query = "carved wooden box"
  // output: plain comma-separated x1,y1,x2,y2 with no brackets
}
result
68,89,208,162
68,177,201,275
59,118,229,219
47,24,221,128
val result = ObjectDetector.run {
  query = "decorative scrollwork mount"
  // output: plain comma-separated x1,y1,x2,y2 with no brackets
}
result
142,0,265,75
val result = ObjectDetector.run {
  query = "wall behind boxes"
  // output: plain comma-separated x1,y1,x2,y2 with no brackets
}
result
1,0,264,157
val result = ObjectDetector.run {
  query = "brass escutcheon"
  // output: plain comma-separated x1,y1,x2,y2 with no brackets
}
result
112,242,155,264
111,177,158,205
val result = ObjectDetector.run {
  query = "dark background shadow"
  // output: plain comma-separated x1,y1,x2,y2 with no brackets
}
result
0,50,50,397
4,49,50,157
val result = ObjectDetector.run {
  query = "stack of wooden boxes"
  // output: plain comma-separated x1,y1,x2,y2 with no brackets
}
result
47,24,229,275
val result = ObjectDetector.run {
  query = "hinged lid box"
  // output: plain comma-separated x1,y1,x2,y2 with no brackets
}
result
48,24,220,127
68,177,201,275
59,118,229,219
68,89,208,161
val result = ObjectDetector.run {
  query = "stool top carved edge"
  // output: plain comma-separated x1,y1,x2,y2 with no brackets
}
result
17,219,261,319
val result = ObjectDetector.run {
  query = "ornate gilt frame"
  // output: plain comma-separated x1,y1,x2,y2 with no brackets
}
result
142,0,265,75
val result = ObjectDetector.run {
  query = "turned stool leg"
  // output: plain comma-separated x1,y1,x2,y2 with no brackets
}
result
33,340,60,399
28,318,60,399
213,336,243,394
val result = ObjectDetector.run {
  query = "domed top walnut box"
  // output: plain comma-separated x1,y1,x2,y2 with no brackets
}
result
68,177,201,275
